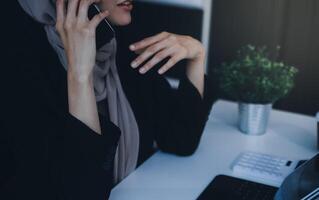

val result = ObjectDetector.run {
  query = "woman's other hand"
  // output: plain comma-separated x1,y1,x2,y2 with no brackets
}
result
129,32,206,97
56,0,109,82
129,32,205,75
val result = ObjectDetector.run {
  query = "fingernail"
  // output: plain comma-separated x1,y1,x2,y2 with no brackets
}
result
140,68,146,74
130,45,135,50
131,61,138,68
158,69,164,74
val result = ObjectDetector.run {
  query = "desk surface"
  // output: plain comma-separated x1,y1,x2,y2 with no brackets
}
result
109,100,318,200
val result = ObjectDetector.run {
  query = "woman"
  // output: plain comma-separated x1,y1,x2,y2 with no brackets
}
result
0,0,217,199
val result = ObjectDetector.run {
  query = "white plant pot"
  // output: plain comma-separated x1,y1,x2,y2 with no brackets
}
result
238,103,272,135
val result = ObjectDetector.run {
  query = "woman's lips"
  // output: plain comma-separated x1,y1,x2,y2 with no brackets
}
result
117,0,133,6
117,0,133,11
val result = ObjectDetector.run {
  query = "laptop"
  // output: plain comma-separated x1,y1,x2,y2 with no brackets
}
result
197,153,319,200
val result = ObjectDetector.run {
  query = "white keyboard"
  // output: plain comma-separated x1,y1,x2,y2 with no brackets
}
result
232,151,298,185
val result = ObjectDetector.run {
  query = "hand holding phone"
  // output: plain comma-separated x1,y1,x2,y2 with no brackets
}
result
55,0,110,79
88,4,115,49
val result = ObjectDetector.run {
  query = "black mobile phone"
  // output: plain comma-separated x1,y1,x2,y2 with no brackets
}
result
88,4,115,49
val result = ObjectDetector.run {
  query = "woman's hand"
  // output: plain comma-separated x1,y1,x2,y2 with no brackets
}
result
55,0,109,134
56,0,109,82
129,32,205,75
130,32,206,97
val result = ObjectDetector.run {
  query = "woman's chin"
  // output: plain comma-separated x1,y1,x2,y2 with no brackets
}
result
117,19,132,26
110,15,132,26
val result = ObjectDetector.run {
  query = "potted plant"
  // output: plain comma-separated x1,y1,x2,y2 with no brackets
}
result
217,45,298,135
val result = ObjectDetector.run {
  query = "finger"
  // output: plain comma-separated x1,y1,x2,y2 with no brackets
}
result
56,0,66,31
66,0,79,23
89,10,110,28
139,47,176,74
56,0,68,45
134,49,144,55
78,0,99,22
158,53,185,75
129,32,170,51
131,38,172,69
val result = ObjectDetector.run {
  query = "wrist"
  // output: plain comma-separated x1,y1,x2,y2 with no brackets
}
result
67,73,94,96
67,72,95,108
186,50,205,82
188,50,205,67
187,51,205,71
194,46,206,62
186,54,205,98
67,70,93,85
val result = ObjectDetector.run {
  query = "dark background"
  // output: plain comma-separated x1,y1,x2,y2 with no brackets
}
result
208,0,319,116
125,0,319,116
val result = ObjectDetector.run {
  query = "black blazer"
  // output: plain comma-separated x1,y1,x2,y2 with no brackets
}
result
0,3,217,200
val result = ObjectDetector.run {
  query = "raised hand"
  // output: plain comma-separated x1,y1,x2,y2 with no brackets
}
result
56,0,109,81
129,32,205,75
55,0,110,134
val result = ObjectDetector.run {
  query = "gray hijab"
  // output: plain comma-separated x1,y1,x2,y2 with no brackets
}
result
17,0,140,184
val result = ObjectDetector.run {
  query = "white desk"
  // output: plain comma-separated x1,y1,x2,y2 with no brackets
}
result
109,100,318,200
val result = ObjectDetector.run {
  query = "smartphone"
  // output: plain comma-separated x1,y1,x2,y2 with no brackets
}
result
88,4,115,49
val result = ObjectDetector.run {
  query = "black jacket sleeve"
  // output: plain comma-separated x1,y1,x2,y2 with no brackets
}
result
153,74,218,156
60,113,120,200
0,110,120,200
1,48,120,200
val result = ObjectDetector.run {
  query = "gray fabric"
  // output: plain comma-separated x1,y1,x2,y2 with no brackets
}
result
17,0,140,184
